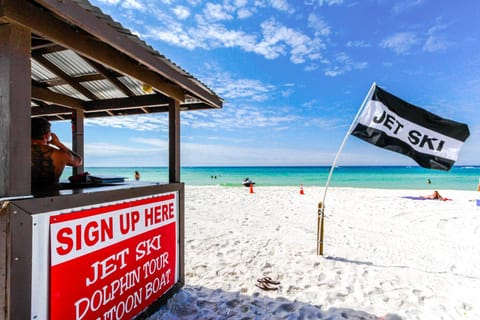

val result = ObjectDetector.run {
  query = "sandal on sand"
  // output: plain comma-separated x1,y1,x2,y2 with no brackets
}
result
257,276,280,285
255,282,278,291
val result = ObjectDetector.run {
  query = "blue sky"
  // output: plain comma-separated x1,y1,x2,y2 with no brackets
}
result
55,0,480,166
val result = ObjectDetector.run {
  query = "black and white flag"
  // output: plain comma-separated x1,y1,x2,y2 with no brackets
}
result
351,85,470,171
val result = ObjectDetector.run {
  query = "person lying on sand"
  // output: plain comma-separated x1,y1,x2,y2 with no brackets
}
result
421,190,446,201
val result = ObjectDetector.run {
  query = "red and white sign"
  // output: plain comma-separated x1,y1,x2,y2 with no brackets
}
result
49,193,178,320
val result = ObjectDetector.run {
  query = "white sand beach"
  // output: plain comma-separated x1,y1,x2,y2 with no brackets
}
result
148,186,480,319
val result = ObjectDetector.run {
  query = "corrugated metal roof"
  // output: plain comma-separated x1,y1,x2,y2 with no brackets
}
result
48,84,90,101
71,0,219,96
14,0,223,119
118,76,152,97
31,59,58,82
81,80,128,99
44,50,97,77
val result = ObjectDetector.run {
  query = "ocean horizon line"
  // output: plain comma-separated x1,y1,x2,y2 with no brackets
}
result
75,166,480,191
85,165,480,168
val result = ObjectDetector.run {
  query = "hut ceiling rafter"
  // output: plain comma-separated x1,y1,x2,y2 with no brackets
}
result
0,0,223,120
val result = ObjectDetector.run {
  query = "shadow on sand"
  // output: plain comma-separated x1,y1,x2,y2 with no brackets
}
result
147,285,402,320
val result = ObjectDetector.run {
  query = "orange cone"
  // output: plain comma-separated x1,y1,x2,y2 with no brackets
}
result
249,183,255,194
299,184,304,195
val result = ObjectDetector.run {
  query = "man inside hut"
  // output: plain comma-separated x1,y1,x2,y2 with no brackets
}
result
31,117,82,190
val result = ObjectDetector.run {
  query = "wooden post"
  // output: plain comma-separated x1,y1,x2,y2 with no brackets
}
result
168,99,180,183
317,201,325,256
0,23,31,197
317,83,376,256
71,109,85,175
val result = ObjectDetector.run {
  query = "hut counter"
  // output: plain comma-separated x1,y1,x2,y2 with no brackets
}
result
1,183,184,319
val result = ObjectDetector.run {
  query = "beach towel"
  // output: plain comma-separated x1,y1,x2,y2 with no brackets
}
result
402,196,452,201
402,196,427,200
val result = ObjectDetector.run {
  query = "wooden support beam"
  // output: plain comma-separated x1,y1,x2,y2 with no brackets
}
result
84,58,136,97
2,0,186,101
31,100,210,118
85,94,169,111
31,85,86,110
181,102,217,111
74,73,108,83
0,23,31,197
71,109,84,176
31,43,65,54
31,36,56,50
31,103,73,117
169,99,181,183
40,73,106,87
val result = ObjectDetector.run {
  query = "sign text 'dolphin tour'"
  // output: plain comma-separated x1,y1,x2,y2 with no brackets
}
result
49,193,179,320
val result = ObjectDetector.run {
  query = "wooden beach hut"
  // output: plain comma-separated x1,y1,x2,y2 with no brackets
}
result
0,0,223,319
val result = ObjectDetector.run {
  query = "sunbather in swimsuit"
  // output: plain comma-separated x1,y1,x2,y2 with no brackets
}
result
422,190,445,201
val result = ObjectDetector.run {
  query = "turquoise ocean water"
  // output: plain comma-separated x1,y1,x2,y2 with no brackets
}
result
75,166,480,191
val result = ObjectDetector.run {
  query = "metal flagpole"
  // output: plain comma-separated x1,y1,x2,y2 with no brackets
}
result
317,82,377,256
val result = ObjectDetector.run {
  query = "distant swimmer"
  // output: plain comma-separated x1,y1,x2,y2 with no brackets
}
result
427,178,431,184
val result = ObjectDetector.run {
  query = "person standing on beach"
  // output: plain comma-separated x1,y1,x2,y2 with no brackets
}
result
31,117,82,190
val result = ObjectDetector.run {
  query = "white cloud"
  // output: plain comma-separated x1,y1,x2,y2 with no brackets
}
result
177,70,300,131
181,141,332,166
304,0,343,6
423,36,448,52
324,52,367,77
304,63,319,72
86,115,168,132
122,1,354,74
422,20,449,52
147,26,198,50
380,20,450,55
130,137,168,149
173,6,190,20
380,32,419,54
219,79,272,100
95,0,121,4
200,68,294,104
122,0,145,11
257,18,324,63
393,0,424,14
193,19,258,49
86,142,154,156
84,140,170,166
281,88,294,97
308,14,331,37
346,40,370,48
138,2,327,65
318,0,344,5
146,15,324,64
269,0,294,13
203,3,234,21
182,102,300,130
306,119,343,131
237,8,253,19
234,0,248,6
